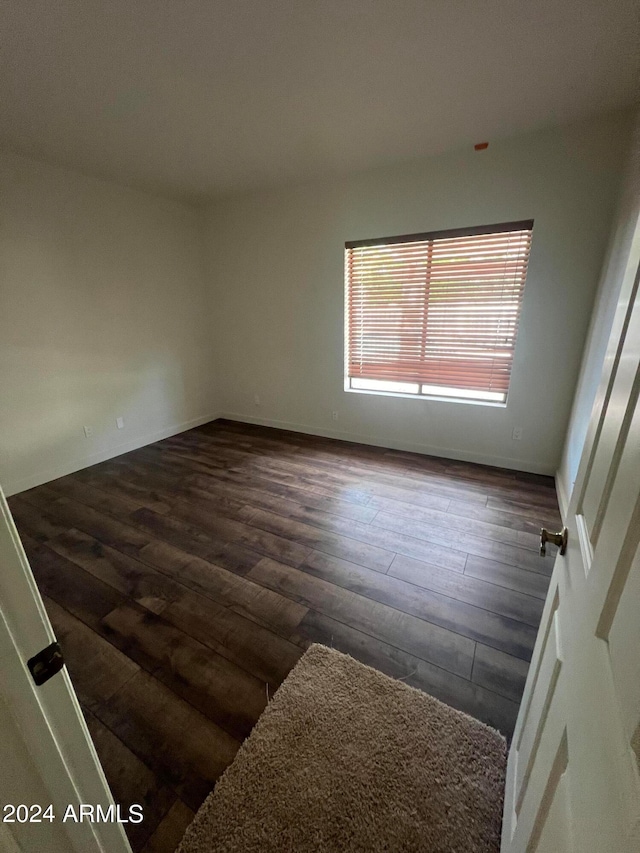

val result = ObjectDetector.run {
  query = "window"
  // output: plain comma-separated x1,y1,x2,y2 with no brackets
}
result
345,220,533,405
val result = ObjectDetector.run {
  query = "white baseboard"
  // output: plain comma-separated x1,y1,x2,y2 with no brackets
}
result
4,409,558,497
555,469,570,522
219,412,557,475
3,413,220,497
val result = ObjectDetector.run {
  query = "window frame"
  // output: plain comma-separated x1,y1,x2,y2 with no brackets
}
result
343,220,534,408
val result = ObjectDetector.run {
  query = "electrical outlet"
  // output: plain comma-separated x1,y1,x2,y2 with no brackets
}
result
83,425,93,438
512,426,523,441
332,411,339,421
116,416,125,430
254,394,261,406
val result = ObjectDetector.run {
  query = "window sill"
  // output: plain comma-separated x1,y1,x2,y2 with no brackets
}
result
344,386,508,408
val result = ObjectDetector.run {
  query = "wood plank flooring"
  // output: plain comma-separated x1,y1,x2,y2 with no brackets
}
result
9,419,561,852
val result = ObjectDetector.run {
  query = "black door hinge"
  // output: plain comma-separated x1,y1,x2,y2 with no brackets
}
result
28,642,65,686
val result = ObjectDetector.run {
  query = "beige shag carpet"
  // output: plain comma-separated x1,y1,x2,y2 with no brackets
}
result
178,644,506,853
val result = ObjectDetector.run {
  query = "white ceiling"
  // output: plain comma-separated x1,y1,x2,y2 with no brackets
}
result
1,1,638,202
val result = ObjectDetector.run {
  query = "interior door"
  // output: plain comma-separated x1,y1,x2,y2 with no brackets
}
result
501,212,640,851
0,487,132,853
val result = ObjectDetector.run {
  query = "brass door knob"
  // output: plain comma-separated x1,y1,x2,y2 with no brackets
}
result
540,527,568,557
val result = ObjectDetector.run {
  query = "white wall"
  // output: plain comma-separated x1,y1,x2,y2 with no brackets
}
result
556,113,640,514
1,110,633,495
0,151,215,496
203,110,633,475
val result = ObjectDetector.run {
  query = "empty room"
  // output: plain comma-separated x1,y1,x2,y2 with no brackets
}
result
1,2,639,852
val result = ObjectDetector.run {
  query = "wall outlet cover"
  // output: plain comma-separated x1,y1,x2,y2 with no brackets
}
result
83,425,93,438
116,417,124,429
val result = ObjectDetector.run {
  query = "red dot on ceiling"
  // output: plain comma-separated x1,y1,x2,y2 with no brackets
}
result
474,142,489,151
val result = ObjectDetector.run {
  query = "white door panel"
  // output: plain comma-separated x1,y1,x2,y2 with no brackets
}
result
501,204,640,852
0,489,131,853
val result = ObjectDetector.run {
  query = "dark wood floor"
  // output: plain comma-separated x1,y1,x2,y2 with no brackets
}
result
9,419,561,852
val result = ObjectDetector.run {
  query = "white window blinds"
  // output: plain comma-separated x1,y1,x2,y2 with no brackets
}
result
346,221,533,403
